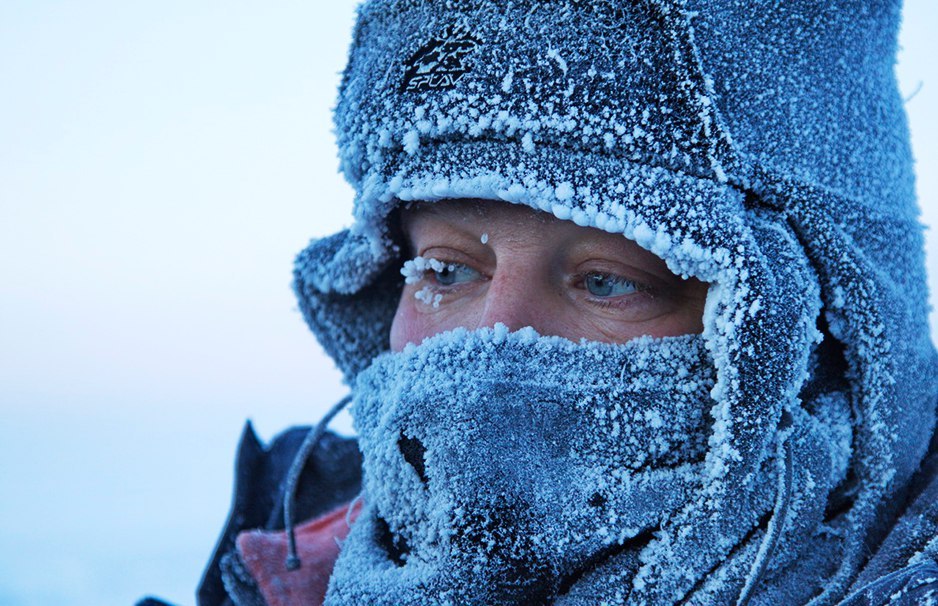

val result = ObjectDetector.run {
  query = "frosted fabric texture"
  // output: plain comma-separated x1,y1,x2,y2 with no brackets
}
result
290,0,938,604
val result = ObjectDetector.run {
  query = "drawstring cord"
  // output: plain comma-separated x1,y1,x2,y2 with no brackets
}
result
283,394,353,571
736,410,794,606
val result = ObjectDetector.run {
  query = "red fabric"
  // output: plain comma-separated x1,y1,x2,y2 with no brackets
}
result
236,500,362,606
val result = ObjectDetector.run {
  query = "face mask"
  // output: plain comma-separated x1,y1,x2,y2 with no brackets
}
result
326,325,719,604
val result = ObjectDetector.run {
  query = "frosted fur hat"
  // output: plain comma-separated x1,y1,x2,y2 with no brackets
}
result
293,0,938,602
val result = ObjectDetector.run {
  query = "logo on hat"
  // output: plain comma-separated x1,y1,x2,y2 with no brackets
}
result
402,25,481,92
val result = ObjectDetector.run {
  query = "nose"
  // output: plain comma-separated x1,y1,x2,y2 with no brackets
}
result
475,271,552,334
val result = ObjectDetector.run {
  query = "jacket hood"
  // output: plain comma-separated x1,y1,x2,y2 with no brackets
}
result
293,0,938,602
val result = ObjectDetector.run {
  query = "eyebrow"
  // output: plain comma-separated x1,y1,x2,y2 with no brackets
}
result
401,208,466,243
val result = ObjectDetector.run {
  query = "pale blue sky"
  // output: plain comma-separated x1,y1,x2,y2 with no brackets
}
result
0,2,935,605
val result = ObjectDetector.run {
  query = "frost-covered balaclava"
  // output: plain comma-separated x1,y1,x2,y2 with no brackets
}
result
293,1,938,604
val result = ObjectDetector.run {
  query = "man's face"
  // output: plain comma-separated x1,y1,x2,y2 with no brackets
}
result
390,199,708,351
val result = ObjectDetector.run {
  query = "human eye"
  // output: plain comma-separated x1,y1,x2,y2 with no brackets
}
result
401,255,481,287
431,262,479,286
400,255,483,310
582,272,641,298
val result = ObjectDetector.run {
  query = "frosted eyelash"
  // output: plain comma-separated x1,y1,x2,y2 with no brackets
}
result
414,285,444,308
400,255,454,284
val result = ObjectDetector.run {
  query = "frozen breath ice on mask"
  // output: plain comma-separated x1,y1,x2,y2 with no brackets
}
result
332,329,724,603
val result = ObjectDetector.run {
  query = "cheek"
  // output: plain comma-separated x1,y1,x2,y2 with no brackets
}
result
389,295,418,352
389,286,476,351
555,295,705,344
389,281,707,349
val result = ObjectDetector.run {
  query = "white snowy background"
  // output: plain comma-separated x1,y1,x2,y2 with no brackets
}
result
0,2,934,604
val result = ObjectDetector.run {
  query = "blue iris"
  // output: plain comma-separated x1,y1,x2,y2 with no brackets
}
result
434,263,479,286
585,273,638,297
